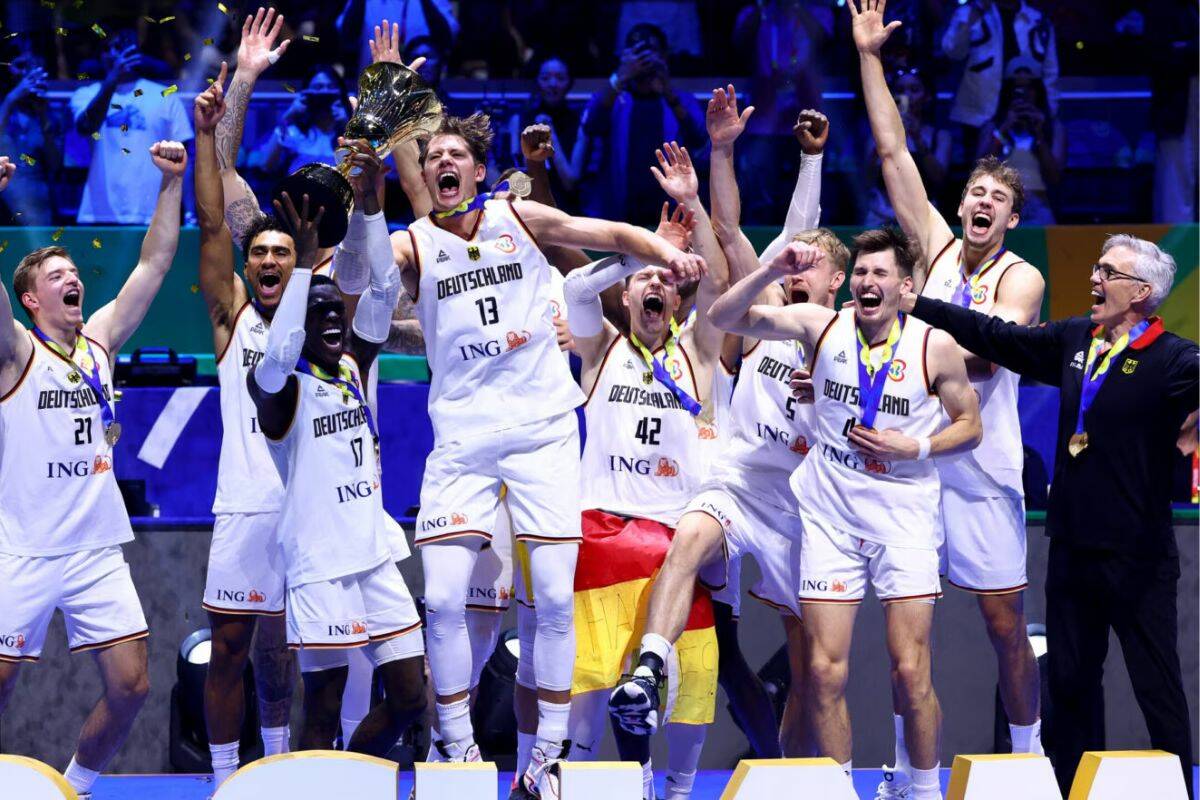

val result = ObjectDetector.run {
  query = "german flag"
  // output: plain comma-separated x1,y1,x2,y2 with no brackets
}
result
572,509,718,725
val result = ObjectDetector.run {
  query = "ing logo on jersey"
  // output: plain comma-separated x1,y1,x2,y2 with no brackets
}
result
971,285,988,305
247,589,266,603
506,330,531,350
697,423,716,440
494,233,517,254
830,579,847,593
864,458,890,475
451,512,468,525
790,435,810,455
888,359,906,382
351,621,367,635
654,457,680,477
0,633,27,650
92,454,112,474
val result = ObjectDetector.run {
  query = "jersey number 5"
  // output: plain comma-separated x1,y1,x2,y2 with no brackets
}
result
475,296,499,326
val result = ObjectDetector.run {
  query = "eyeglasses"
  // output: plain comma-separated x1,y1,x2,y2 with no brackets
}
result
1091,263,1147,284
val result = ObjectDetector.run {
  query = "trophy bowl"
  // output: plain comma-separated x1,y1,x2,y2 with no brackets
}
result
272,62,444,248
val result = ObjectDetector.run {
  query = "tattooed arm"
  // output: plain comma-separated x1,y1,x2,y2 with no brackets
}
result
383,290,425,355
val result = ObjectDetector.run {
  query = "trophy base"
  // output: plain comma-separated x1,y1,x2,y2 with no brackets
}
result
273,164,354,248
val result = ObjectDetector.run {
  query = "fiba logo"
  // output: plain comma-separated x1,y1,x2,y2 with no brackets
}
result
971,285,988,304
668,357,683,381
494,234,517,254
888,359,906,382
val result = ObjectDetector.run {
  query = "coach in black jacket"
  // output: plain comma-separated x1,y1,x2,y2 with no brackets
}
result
901,234,1198,794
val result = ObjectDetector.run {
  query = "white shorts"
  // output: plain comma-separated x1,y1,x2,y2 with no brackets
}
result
203,512,287,616
939,485,1027,594
798,512,941,605
467,498,515,612
688,485,804,619
0,546,148,662
287,560,423,654
415,411,582,546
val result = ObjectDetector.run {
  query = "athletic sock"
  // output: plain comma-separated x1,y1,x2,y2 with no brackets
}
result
435,698,475,750
893,713,913,784
534,699,570,756
516,730,536,776
641,760,655,800
340,715,365,749
64,757,99,793
638,633,671,678
1009,719,1044,754
839,759,853,778
911,765,941,800
261,726,290,756
664,767,696,799
208,740,240,786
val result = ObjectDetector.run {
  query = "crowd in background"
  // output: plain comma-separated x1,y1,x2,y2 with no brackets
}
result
0,0,1196,228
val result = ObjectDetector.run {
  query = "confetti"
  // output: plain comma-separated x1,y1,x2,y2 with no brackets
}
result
161,84,178,97
121,147,131,154
217,2,229,14
133,88,143,97
183,53,192,62
202,37,214,46
92,238,102,249
111,103,123,110
91,132,101,140
51,227,64,241
0,242,7,254
159,15,176,23
91,23,106,38
19,154,35,166
303,35,319,42
56,27,68,37
40,0,54,8
283,83,296,93
77,72,89,80
206,78,215,85
120,124,129,132
190,283,200,293
143,15,157,23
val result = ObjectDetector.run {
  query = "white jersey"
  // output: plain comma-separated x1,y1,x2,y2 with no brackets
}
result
267,355,390,586
0,332,133,556
409,199,584,442
793,309,944,548
581,336,713,526
712,338,816,513
213,302,285,514
922,239,1025,496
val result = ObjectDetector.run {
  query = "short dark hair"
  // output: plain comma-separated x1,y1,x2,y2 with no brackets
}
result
309,273,336,290
403,35,442,63
13,245,70,319
422,112,494,167
241,215,294,262
963,155,1026,215
851,225,921,279
625,23,667,52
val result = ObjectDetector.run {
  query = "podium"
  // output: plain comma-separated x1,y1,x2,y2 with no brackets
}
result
946,753,1062,800
215,751,398,799
1067,750,1188,800
720,758,858,799
0,755,77,799
412,760,497,799
558,761,644,798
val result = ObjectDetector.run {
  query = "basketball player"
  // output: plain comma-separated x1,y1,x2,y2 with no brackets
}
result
853,0,1047,785
705,231,981,800
192,63,298,786
363,112,702,797
0,141,187,799
246,190,427,755
565,140,729,799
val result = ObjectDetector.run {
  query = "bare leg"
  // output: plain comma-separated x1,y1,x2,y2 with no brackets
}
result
205,613,255,745
75,639,150,770
642,513,726,644
347,655,426,757
884,601,941,771
0,660,21,715
299,665,348,751
779,614,810,757
800,603,857,764
977,592,1039,726
713,602,781,758
252,615,295,729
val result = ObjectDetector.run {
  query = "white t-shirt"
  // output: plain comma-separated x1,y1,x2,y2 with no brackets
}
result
69,79,193,223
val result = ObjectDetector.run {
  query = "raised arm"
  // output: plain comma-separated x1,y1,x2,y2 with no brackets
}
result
331,138,393,297
903,292,1070,387
83,142,187,354
0,156,14,193
0,279,33,395
217,8,291,246
758,110,828,266
194,64,246,345
518,124,592,272
851,0,952,280
73,44,141,135
706,84,754,241
709,243,835,346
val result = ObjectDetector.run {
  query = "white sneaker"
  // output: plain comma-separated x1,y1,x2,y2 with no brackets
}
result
435,740,482,762
522,742,570,799
874,767,913,799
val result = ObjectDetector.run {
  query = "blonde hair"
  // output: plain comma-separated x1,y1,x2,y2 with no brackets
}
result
792,228,851,272
12,245,70,319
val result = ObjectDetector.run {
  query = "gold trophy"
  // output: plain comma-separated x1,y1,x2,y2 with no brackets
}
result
273,61,443,246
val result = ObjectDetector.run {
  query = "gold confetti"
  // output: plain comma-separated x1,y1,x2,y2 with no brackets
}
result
217,2,229,13
133,88,143,97
91,132,101,140
91,23,106,38
51,227,64,241
111,103,123,110
56,27,67,37
206,78,215,85
19,154,35,166
203,37,214,46
77,72,89,80
161,84,178,97
40,0,54,8
0,241,7,254
183,53,192,62
143,15,156,23
92,238,102,249
190,283,200,293
283,83,296,93
120,124,129,132
121,147,131,154
159,15,176,23
302,35,319,42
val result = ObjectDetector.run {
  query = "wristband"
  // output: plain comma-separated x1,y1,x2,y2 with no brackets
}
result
915,437,932,460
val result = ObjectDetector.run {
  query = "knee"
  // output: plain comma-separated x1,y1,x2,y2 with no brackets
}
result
108,666,150,710
209,629,252,673
664,525,718,573
532,584,574,633
982,605,1026,649
890,657,932,704
386,681,427,718
805,654,848,699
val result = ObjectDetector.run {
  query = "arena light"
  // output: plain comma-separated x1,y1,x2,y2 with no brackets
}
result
1027,623,1048,659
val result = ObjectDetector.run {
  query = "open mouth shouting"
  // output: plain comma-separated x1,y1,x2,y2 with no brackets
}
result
1089,285,1106,317
641,289,666,322
320,324,343,348
857,288,883,315
968,210,993,240
257,271,282,301
63,287,82,308
436,167,462,203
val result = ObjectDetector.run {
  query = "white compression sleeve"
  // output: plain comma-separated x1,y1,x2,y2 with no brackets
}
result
350,211,402,342
758,152,824,266
563,254,646,337
254,266,311,394
332,210,386,296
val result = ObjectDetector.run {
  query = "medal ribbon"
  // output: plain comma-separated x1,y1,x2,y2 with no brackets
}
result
629,318,703,417
33,327,116,431
854,313,905,429
296,357,378,441
951,247,1006,308
1073,318,1151,439
433,178,513,219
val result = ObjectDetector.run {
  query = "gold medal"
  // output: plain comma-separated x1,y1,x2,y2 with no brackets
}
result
104,421,122,447
508,171,532,199
1068,431,1088,457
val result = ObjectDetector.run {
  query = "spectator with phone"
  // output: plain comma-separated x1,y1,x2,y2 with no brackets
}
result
0,49,61,224
506,56,581,209
260,66,350,180
977,56,1065,224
